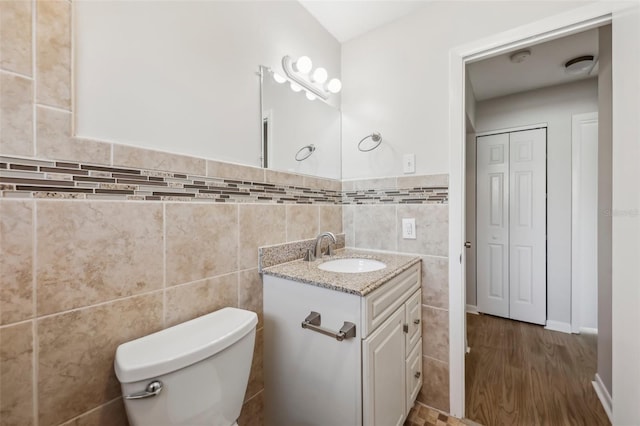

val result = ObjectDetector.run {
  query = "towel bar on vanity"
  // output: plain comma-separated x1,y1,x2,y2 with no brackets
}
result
301,311,356,341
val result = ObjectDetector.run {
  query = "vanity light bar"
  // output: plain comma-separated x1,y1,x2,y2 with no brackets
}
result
281,55,341,101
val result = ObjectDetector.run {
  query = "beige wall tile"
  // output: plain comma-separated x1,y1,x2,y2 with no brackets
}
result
265,169,305,187
238,391,264,426
0,200,33,325
0,0,32,76
286,205,319,241
36,201,164,315
422,306,449,363
0,321,34,426
36,107,111,164
238,269,263,328
397,174,449,189
354,205,397,251
238,204,286,270
303,175,341,191
244,327,263,402
113,145,206,176
0,72,33,156
164,274,238,327
165,203,238,286
319,205,343,234
421,256,448,309
36,0,71,109
397,204,449,256
418,357,449,412
207,160,264,182
342,205,354,247
37,292,162,426
342,180,355,191
60,398,128,426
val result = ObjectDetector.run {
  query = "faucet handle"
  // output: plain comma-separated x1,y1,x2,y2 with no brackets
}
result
303,248,316,262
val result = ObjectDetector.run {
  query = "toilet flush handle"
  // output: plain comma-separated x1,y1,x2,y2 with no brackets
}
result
124,380,163,400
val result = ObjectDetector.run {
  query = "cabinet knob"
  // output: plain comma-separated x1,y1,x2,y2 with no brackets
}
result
413,319,420,325
414,372,421,379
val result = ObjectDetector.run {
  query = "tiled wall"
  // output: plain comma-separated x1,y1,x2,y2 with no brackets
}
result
0,1,345,425
343,175,451,412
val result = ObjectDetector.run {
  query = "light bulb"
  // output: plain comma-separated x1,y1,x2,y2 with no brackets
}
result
305,92,316,101
326,78,342,94
273,72,286,83
311,67,328,84
294,56,313,74
290,82,302,92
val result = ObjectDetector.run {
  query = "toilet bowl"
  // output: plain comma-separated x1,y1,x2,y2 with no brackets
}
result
114,307,258,426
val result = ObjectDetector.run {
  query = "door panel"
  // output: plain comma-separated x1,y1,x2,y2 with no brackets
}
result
476,133,510,318
509,128,546,325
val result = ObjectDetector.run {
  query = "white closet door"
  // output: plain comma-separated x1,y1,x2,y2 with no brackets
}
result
476,133,510,318
508,128,546,325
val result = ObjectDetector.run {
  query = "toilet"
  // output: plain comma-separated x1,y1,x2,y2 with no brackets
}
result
114,307,258,426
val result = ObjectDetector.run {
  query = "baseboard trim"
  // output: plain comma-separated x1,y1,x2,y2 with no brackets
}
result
466,304,479,315
579,327,598,334
544,320,572,334
592,373,613,423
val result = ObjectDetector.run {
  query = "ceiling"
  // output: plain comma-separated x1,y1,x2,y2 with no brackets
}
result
297,2,599,101
467,28,599,101
298,0,429,43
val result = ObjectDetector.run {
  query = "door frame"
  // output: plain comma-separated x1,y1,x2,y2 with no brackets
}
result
571,112,599,334
447,3,615,418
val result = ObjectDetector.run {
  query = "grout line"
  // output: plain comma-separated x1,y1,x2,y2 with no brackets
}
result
236,204,241,272
34,103,72,114
0,317,36,330
32,195,39,425
0,68,34,80
421,303,449,313
422,353,449,365
31,288,165,323
162,202,167,328
243,388,263,405
31,0,37,159
58,396,122,424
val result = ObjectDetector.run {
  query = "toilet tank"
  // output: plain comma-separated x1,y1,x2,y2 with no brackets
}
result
115,308,258,426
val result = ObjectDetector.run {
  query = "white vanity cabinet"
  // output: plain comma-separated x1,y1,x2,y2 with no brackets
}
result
263,261,422,426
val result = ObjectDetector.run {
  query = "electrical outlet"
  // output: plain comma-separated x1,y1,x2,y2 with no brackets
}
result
402,218,416,239
403,154,416,174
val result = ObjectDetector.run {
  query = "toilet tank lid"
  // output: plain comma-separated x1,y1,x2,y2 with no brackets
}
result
114,307,258,383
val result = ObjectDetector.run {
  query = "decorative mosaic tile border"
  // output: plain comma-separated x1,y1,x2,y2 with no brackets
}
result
0,155,448,204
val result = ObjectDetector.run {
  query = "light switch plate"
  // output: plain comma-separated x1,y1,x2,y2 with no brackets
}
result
403,154,416,174
402,218,416,239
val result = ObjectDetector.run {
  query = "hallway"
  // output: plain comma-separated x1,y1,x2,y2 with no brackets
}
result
465,314,610,425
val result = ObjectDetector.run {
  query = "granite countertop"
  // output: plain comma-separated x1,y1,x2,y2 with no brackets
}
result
261,248,421,296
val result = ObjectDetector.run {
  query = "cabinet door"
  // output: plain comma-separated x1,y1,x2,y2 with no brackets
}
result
405,338,422,414
404,289,421,353
363,307,406,426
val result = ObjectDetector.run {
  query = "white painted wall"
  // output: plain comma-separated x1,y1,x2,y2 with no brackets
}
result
74,1,340,168
471,79,598,325
340,1,590,179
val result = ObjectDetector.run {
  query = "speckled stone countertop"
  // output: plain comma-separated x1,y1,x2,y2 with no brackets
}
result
261,249,421,296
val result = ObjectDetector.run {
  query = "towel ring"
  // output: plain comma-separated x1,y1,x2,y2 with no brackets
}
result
358,132,382,152
295,144,316,161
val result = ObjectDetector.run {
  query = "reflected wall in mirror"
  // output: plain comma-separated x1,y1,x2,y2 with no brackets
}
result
260,66,341,180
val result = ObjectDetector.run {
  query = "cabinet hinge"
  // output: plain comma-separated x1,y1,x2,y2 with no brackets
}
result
403,324,409,333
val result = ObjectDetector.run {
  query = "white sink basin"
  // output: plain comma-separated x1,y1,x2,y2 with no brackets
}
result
318,258,387,273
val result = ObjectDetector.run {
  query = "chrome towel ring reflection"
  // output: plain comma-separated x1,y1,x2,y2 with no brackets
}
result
358,132,382,152
295,144,316,161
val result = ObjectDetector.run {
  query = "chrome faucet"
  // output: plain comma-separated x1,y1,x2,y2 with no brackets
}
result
314,231,337,259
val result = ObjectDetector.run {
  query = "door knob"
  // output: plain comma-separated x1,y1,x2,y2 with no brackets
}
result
464,241,471,248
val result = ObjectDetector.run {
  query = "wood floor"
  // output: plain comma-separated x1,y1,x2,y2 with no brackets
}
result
465,314,610,426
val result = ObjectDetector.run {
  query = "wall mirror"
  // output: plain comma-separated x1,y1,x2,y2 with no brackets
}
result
260,66,342,180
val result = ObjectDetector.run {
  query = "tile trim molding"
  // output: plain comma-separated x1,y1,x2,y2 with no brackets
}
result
0,155,449,205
